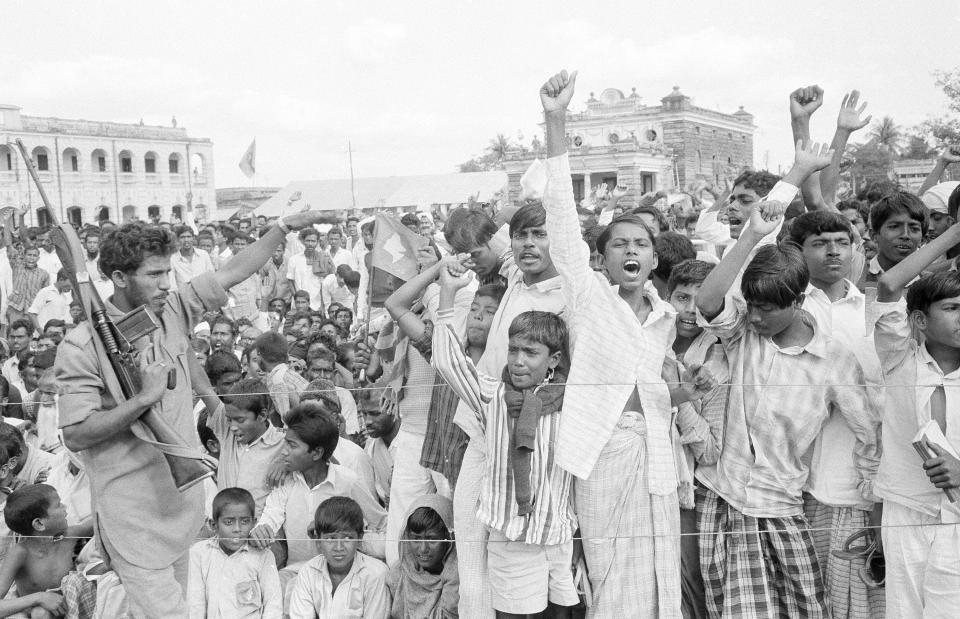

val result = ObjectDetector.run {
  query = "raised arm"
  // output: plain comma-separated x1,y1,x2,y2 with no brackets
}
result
540,70,595,312
877,221,960,302
822,90,871,204
215,211,338,291
432,263,486,416
917,146,960,197
384,260,445,341
789,85,822,145
697,201,787,319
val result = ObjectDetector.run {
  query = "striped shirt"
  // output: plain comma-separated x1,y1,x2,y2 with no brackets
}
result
9,265,49,312
695,296,880,517
542,153,677,480
431,307,576,546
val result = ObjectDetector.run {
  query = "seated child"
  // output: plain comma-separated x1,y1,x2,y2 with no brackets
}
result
388,494,459,619
0,484,94,618
288,496,389,618
431,265,579,617
250,402,386,587
208,378,285,518
188,487,282,619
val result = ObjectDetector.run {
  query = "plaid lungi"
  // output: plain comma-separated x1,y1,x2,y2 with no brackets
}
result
61,571,97,619
696,486,827,619
803,496,885,619
420,382,469,490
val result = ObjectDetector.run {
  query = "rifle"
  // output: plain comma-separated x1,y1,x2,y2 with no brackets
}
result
13,139,214,491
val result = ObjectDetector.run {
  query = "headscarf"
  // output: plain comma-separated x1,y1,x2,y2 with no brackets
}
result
388,494,459,619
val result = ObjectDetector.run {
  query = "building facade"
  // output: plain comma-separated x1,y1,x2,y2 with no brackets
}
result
503,86,755,205
0,104,215,227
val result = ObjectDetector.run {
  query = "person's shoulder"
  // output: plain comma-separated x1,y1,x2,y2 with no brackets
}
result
356,551,388,576
59,322,94,351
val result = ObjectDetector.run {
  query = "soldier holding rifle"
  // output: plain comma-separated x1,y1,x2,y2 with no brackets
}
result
56,211,335,618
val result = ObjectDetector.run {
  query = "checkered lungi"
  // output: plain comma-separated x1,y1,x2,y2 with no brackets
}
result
803,496,885,619
696,486,827,619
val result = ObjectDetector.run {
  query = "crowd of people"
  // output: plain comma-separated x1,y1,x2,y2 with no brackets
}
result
0,69,955,618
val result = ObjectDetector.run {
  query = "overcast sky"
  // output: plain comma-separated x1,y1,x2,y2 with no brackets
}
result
3,0,959,190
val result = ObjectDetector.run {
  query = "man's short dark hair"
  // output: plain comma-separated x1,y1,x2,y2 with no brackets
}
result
99,222,176,277
343,271,361,289
211,487,255,522
55,269,69,282
222,378,271,419
9,320,31,335
32,350,56,371
254,332,289,365
298,228,320,242
859,179,899,205
400,213,420,228
732,170,781,198
741,244,809,308
301,378,342,418
596,214,655,255
870,191,928,236
173,225,194,238
667,259,716,295
836,199,869,222
788,210,854,247
652,232,696,282
313,496,364,538
286,402,339,460
5,484,57,536
43,319,66,334
907,271,960,314
507,311,568,359
443,207,498,253
204,350,242,386
509,203,546,237
211,316,238,335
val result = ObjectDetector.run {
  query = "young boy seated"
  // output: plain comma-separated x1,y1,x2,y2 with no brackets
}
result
695,192,880,617
208,378,285,518
873,219,960,618
250,402,386,592
0,484,94,618
188,487,282,619
431,264,579,617
288,496,389,618
388,494,459,619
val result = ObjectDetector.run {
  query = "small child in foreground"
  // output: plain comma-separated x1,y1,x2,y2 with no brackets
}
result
0,484,94,618
288,496,390,618
188,487,282,619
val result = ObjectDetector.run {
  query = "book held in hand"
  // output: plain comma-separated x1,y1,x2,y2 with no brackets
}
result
912,419,960,503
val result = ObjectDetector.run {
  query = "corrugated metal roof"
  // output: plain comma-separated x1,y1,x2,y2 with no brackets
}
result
256,171,507,217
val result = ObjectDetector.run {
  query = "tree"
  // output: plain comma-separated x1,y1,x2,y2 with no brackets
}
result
848,140,894,191
457,133,516,172
900,134,937,160
870,116,902,154
910,67,960,149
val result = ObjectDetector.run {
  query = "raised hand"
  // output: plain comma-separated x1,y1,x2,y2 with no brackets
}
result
789,85,824,120
837,90,871,132
940,146,960,164
680,365,718,401
540,70,578,114
746,200,787,238
612,184,629,200
793,139,835,174
439,257,473,290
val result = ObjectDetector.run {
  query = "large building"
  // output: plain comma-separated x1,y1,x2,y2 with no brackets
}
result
503,86,755,205
0,104,215,227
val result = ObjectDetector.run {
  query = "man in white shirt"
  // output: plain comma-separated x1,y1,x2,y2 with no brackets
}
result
82,228,114,300
325,226,355,269
28,269,73,332
287,228,331,312
171,226,214,288
2,320,32,385
35,229,62,283
321,265,357,311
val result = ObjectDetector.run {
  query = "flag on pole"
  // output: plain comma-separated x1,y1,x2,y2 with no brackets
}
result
239,139,256,178
367,212,430,306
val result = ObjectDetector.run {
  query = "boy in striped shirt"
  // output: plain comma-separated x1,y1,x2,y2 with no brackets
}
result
431,260,578,618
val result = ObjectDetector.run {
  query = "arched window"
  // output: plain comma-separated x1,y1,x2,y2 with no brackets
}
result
144,151,158,175
91,149,108,173
118,150,134,174
37,207,52,227
97,206,110,222
66,206,83,227
190,153,205,183
171,205,183,222
147,205,161,222
168,153,182,175
696,150,703,173
0,144,12,172
121,205,137,223
31,146,51,172
62,147,81,173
